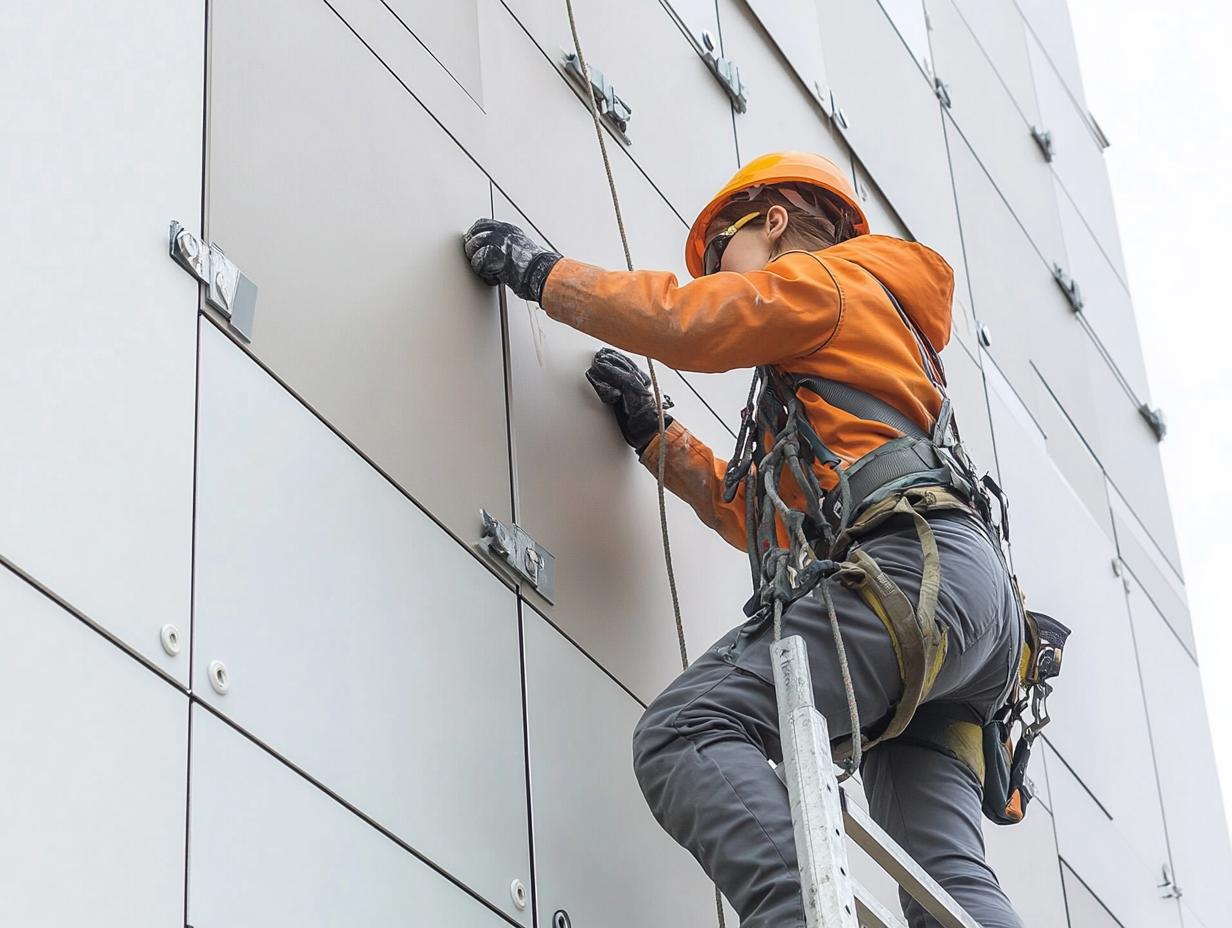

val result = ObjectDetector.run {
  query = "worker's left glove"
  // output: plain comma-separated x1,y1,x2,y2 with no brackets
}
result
586,348,674,453
463,218,562,303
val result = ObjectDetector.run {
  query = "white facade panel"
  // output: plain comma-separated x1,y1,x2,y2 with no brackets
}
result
524,604,725,927
188,707,513,927
193,321,530,922
928,0,1066,263
0,566,187,927
818,0,971,314
499,0,736,223
987,380,1171,872
207,0,512,540
1,0,200,683
500,189,756,702
1127,575,1232,928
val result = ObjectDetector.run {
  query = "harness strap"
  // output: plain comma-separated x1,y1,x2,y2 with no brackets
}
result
826,489,954,764
794,375,929,441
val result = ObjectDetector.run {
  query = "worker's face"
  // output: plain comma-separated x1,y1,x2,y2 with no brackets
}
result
705,205,791,274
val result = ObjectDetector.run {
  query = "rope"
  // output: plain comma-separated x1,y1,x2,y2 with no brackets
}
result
562,0,689,674
562,2,719,923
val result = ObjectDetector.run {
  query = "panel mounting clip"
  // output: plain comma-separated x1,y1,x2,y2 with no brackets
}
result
698,30,748,113
1157,864,1183,899
561,52,632,144
1139,404,1167,442
169,221,258,341
1031,126,1055,162
933,76,952,109
479,510,556,602
1051,263,1084,313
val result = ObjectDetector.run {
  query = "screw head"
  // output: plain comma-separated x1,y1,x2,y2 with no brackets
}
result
160,624,181,657
553,911,572,928
978,323,992,347
510,879,528,910
208,660,230,695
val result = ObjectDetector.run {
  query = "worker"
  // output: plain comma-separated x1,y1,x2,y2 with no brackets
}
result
463,152,1026,928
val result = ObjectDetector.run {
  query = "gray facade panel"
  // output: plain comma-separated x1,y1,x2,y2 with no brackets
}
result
1015,0,1088,104
1049,756,1182,928
1,0,199,684
500,0,736,222
524,603,724,927
188,708,513,927
1060,860,1143,928
1127,576,1232,927
1078,336,1183,572
1026,31,1127,280
207,0,512,540
1109,484,1194,654
817,0,971,313
950,0,1042,127
1055,175,1152,402
501,187,755,701
928,0,1067,263
987,382,1171,872
382,0,484,103
983,807,1069,927
193,322,530,921
0,566,187,926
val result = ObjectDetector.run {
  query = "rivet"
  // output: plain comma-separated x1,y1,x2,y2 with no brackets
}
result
208,660,230,695
160,624,181,657
978,323,992,347
510,879,528,911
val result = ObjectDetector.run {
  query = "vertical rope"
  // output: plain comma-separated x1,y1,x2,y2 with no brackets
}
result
561,1,721,923
561,0,688,673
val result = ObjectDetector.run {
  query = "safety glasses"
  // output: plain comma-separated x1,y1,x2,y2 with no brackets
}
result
702,211,761,276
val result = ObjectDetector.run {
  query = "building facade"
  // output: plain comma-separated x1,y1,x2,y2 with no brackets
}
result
3,1,1229,925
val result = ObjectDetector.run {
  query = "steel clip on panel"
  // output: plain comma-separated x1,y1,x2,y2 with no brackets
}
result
169,221,258,340
478,510,557,602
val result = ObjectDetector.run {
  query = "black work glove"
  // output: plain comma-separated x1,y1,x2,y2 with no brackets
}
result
462,218,562,303
586,348,675,453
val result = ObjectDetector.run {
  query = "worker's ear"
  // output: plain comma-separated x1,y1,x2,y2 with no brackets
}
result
764,204,790,246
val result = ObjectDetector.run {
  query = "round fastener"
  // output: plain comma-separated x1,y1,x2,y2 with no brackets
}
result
208,660,230,695
159,624,181,657
978,323,992,347
553,911,572,928
510,879,528,910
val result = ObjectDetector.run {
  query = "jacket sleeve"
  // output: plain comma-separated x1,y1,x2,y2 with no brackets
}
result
636,420,750,553
539,252,844,372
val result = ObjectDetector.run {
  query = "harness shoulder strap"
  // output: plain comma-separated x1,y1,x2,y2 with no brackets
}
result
793,375,929,441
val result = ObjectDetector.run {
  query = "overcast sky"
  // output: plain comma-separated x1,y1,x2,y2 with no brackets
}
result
1063,0,1232,837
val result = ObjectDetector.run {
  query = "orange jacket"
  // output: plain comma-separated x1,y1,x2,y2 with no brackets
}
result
539,235,954,552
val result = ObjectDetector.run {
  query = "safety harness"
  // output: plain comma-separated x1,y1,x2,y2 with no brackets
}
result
719,261,1070,824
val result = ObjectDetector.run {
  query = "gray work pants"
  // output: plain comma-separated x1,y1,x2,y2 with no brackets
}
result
632,508,1026,928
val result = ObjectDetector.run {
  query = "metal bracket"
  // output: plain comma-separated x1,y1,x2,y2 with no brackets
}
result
1031,126,1055,162
1157,864,1183,899
1139,403,1167,442
1051,263,1084,313
478,510,556,603
933,76,952,109
561,52,632,144
169,221,258,341
698,29,748,113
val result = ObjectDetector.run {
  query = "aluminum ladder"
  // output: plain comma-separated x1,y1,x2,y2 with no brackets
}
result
772,635,984,928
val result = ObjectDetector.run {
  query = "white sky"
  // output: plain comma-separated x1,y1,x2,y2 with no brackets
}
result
1065,0,1232,838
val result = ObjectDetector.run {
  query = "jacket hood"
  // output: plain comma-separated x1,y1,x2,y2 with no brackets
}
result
822,234,955,352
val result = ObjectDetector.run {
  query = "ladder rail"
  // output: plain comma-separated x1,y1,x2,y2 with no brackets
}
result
773,634,985,928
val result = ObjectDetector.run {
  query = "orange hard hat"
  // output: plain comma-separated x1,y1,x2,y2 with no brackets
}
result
684,151,869,278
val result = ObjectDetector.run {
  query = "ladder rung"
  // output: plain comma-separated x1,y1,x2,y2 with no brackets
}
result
840,785,983,928
851,877,908,928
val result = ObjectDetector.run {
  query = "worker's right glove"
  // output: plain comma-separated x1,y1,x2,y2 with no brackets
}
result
462,218,562,303
586,348,674,453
